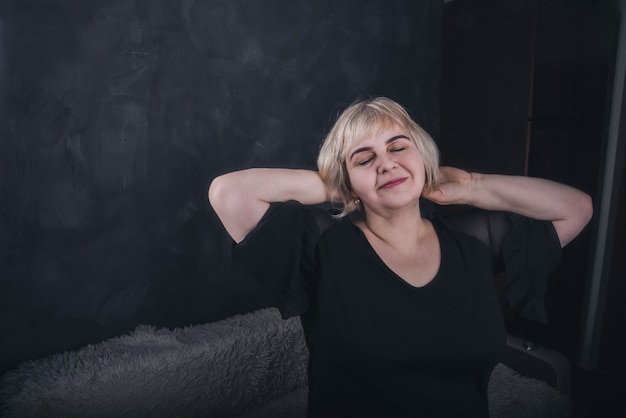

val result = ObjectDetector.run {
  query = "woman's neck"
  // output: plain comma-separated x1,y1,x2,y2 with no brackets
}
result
356,205,429,249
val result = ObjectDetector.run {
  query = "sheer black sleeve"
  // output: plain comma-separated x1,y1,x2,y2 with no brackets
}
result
443,209,562,323
231,201,327,319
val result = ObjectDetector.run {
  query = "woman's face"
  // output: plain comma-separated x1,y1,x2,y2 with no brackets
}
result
345,124,426,216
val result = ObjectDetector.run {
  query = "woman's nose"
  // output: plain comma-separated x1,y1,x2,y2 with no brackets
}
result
376,154,397,173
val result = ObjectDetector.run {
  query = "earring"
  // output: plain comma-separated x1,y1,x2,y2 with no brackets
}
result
354,197,361,206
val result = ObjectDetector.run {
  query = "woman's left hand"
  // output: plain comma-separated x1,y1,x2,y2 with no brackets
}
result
422,166,474,206
422,166,593,247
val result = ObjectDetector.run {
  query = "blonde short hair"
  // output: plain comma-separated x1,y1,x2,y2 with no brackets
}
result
317,97,440,217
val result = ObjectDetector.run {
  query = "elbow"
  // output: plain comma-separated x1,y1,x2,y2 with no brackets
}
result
208,174,232,212
571,191,594,238
581,192,594,226
208,176,220,207
557,191,594,248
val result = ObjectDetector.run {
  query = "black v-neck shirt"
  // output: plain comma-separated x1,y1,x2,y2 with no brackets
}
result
232,201,561,417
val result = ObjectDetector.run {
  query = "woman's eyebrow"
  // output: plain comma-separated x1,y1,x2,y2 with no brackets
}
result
349,135,409,161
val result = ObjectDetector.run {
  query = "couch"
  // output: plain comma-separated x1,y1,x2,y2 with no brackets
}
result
0,308,571,417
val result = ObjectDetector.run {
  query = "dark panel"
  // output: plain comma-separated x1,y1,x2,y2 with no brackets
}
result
596,85,626,405
521,0,619,363
440,0,537,175
0,0,442,373
533,0,618,123
525,122,603,358
441,0,621,378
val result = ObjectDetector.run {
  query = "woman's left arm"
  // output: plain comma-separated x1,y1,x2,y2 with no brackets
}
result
423,167,593,247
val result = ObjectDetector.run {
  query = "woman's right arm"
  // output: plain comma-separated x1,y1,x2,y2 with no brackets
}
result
208,168,330,243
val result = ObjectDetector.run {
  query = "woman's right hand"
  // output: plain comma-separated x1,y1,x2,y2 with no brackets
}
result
208,169,330,243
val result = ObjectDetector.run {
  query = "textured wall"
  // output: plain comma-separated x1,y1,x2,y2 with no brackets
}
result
0,0,442,373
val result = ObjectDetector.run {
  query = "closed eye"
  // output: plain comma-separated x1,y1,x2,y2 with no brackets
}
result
390,147,406,152
357,155,375,166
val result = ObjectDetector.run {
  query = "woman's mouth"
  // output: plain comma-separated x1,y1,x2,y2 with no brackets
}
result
379,178,407,189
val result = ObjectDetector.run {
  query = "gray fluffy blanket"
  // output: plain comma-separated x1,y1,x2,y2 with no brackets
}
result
0,308,570,417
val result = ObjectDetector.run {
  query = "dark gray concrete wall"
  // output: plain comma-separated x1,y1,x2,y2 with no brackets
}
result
0,0,442,373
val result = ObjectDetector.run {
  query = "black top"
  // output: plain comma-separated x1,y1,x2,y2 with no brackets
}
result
233,201,562,418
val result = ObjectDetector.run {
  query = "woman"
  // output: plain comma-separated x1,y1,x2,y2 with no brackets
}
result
208,97,592,417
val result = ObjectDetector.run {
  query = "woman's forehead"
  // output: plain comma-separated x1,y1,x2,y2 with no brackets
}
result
344,121,406,152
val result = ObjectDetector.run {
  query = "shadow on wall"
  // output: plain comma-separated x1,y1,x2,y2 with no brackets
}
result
0,0,442,373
